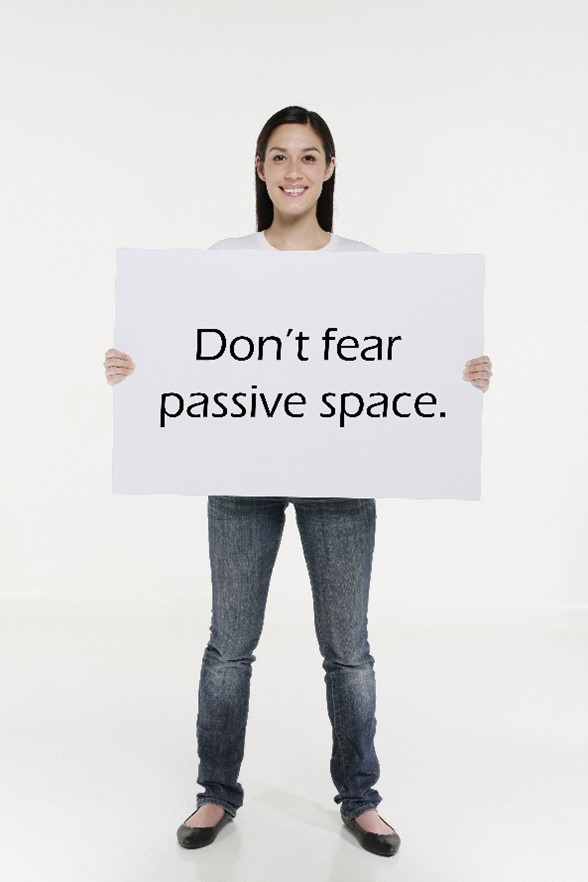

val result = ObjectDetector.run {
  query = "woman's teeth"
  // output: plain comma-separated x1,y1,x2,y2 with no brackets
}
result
281,187,306,197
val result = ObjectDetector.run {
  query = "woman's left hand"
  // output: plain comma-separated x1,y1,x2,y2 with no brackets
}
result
463,356,492,392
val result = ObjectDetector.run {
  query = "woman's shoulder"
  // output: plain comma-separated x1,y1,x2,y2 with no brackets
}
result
207,234,261,250
208,232,379,252
332,235,378,253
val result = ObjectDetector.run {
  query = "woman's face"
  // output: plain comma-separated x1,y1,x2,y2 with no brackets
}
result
256,123,335,221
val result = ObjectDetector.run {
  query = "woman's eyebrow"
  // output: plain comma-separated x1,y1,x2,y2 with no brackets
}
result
268,146,321,153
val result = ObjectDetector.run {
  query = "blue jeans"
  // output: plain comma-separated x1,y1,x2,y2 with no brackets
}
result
195,496,383,822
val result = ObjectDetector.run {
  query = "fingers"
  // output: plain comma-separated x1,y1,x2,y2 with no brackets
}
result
470,379,490,392
105,373,134,385
464,368,493,380
464,375,490,390
464,356,492,371
104,348,133,362
463,355,492,392
463,356,492,378
104,348,135,384
105,357,133,368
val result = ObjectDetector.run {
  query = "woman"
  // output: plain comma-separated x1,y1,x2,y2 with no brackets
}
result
104,105,492,857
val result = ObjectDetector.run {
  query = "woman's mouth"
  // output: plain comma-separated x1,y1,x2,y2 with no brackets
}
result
280,187,308,197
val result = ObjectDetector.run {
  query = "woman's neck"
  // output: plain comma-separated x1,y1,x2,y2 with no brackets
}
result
263,214,331,251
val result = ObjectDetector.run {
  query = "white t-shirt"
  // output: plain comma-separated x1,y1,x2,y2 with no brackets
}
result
208,231,378,252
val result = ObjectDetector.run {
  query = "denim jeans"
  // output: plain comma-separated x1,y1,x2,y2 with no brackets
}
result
195,496,383,822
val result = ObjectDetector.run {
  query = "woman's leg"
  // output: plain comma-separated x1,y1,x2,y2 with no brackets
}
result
292,497,382,822
195,496,287,818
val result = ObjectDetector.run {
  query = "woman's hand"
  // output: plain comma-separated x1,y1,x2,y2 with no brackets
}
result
463,356,492,392
104,348,135,385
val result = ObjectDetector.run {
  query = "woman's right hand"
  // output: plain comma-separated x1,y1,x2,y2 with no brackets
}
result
104,348,135,385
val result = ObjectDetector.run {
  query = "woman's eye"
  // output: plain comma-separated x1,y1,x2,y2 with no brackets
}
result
272,154,316,162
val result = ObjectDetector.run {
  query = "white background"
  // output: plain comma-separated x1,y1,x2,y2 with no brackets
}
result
0,3,587,880
1,0,586,615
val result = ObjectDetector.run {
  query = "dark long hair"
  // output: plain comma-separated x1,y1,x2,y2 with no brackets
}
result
255,106,336,233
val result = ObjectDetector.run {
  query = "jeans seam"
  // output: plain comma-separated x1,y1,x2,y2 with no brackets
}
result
295,509,351,789
328,669,350,785
295,511,326,651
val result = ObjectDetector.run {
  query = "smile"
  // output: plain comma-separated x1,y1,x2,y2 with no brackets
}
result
280,187,307,197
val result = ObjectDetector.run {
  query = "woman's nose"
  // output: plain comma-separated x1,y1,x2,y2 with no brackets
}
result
284,163,303,178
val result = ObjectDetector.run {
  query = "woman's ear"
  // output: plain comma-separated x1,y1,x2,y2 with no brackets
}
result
324,157,336,181
255,155,265,181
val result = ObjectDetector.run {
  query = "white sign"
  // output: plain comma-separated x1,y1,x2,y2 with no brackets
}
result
113,249,484,498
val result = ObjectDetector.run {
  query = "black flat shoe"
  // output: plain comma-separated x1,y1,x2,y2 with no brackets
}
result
342,815,401,857
176,808,232,849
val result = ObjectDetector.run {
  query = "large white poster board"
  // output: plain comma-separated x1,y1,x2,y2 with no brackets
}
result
113,249,484,498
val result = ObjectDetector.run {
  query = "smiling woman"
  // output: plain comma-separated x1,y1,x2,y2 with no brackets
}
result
104,103,492,858
253,109,337,251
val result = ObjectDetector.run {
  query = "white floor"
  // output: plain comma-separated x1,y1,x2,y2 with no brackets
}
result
1,595,586,882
